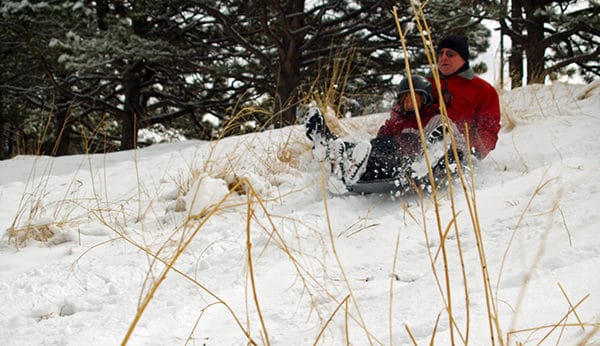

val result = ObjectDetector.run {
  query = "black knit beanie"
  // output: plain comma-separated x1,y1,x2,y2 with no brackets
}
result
437,35,470,62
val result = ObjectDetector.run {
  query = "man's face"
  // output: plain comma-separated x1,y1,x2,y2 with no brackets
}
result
437,48,466,76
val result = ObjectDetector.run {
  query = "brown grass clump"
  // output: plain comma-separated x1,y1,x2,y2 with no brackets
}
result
8,223,56,247
501,104,517,132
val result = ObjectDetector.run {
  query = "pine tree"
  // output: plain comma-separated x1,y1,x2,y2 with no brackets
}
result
184,0,491,127
0,0,89,156
1,0,492,155
474,0,599,85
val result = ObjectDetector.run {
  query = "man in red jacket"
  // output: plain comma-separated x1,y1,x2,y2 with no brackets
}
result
429,35,501,159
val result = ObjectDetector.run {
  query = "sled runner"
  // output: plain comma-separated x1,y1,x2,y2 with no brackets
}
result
346,176,408,195
344,168,450,196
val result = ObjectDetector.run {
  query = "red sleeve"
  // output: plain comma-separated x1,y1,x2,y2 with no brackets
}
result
472,80,501,159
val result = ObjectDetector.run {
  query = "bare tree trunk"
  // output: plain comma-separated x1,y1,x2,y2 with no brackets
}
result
275,58,301,127
119,111,137,150
509,0,524,88
0,100,20,158
0,100,7,159
121,60,151,150
522,0,547,84
524,27,547,84
272,0,304,128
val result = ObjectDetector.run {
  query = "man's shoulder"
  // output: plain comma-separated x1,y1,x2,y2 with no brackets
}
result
427,72,497,93
465,75,498,93
471,75,493,85
455,69,494,88
476,77,499,95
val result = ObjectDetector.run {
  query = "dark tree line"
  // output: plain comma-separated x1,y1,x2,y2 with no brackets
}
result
1,0,597,159
466,0,599,86
507,0,599,85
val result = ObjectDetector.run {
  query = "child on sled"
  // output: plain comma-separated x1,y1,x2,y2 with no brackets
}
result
305,74,469,193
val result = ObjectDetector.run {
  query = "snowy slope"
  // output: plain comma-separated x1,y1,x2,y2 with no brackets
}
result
1,82,599,345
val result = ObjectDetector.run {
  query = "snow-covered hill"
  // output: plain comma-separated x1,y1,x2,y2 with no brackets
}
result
1,81,599,345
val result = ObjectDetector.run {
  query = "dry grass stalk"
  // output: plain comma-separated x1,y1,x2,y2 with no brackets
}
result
313,294,351,345
318,174,378,345
303,49,362,138
404,324,418,345
392,1,514,344
388,214,403,344
557,283,586,332
392,5,457,344
501,105,517,132
538,293,589,345
119,177,260,345
576,324,600,346
245,189,270,344
7,151,86,249
8,223,56,246
108,161,365,345
500,171,557,328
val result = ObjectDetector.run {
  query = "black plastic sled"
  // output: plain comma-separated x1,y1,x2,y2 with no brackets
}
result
344,172,446,196
345,177,411,195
